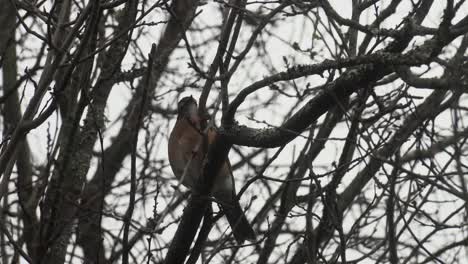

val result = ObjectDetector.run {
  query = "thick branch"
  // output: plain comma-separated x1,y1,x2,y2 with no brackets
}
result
222,33,458,148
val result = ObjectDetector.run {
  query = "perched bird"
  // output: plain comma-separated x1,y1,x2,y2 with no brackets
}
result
168,95,255,243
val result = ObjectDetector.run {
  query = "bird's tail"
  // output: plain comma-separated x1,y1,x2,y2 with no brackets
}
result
222,201,256,244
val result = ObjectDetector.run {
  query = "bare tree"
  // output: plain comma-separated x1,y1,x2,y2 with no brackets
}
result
1,0,467,263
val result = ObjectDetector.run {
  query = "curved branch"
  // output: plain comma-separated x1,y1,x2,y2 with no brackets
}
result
222,31,459,148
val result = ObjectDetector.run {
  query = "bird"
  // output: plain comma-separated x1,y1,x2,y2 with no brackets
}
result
168,95,256,244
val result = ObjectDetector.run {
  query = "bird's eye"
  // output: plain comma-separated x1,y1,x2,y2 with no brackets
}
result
179,99,188,108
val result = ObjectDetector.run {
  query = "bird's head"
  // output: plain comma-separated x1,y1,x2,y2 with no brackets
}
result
177,95,198,119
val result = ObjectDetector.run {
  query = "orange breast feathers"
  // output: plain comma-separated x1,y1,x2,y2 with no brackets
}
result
168,118,232,192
